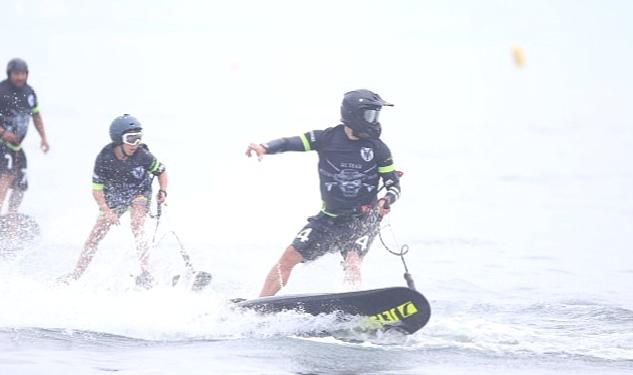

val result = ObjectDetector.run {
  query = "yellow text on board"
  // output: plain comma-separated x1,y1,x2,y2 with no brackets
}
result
370,301,418,324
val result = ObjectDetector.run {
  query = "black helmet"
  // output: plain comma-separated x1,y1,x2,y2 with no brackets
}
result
6,58,29,77
109,114,143,143
340,89,393,139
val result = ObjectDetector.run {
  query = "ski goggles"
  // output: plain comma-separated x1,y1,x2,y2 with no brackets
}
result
363,109,381,124
122,131,143,145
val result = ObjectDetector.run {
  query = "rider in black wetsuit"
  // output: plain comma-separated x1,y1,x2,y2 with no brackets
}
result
0,58,50,214
246,89,401,296
92,142,163,211
59,114,168,287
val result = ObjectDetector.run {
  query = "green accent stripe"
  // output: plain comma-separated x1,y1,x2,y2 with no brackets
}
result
299,134,311,151
149,160,161,172
378,164,396,174
1,140,21,151
92,183,104,191
320,202,337,217
31,105,41,114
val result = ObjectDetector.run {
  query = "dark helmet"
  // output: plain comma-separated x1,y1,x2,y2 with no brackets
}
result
340,89,393,139
6,58,29,77
109,114,143,143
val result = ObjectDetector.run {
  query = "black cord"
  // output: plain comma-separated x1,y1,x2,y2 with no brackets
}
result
378,222,417,290
378,224,408,258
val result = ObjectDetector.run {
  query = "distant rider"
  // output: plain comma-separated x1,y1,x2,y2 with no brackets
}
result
60,114,168,287
246,89,401,296
0,58,50,214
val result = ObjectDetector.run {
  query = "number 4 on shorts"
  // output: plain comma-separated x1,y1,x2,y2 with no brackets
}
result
355,235,369,251
295,228,312,243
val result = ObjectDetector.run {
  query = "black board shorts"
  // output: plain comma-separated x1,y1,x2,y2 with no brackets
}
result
0,143,28,191
107,191,152,216
291,210,381,262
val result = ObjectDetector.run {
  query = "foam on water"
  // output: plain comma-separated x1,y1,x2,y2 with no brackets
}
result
2,240,633,367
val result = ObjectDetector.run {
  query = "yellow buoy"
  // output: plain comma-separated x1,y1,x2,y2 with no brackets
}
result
511,44,526,68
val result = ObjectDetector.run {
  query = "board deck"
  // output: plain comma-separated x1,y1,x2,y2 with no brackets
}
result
237,287,431,335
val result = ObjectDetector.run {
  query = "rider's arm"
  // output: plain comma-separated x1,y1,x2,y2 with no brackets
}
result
380,168,401,206
139,146,168,201
91,151,111,211
377,145,401,206
91,189,110,212
32,112,48,143
262,130,323,154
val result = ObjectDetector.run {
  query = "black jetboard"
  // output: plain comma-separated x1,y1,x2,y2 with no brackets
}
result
237,287,431,334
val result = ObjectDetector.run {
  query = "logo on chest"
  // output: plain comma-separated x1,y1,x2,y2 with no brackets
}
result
131,166,145,179
360,147,374,162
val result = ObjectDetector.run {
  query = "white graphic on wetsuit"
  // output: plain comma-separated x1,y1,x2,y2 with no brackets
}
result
360,147,374,162
131,166,145,179
27,94,35,107
7,109,30,141
322,159,377,198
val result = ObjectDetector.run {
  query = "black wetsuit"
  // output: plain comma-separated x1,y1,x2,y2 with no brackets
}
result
92,143,166,210
263,124,401,261
0,79,39,190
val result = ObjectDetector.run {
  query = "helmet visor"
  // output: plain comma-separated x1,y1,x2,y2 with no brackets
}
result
122,131,143,145
363,109,380,124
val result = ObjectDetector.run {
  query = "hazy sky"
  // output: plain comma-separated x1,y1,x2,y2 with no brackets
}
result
4,0,632,135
